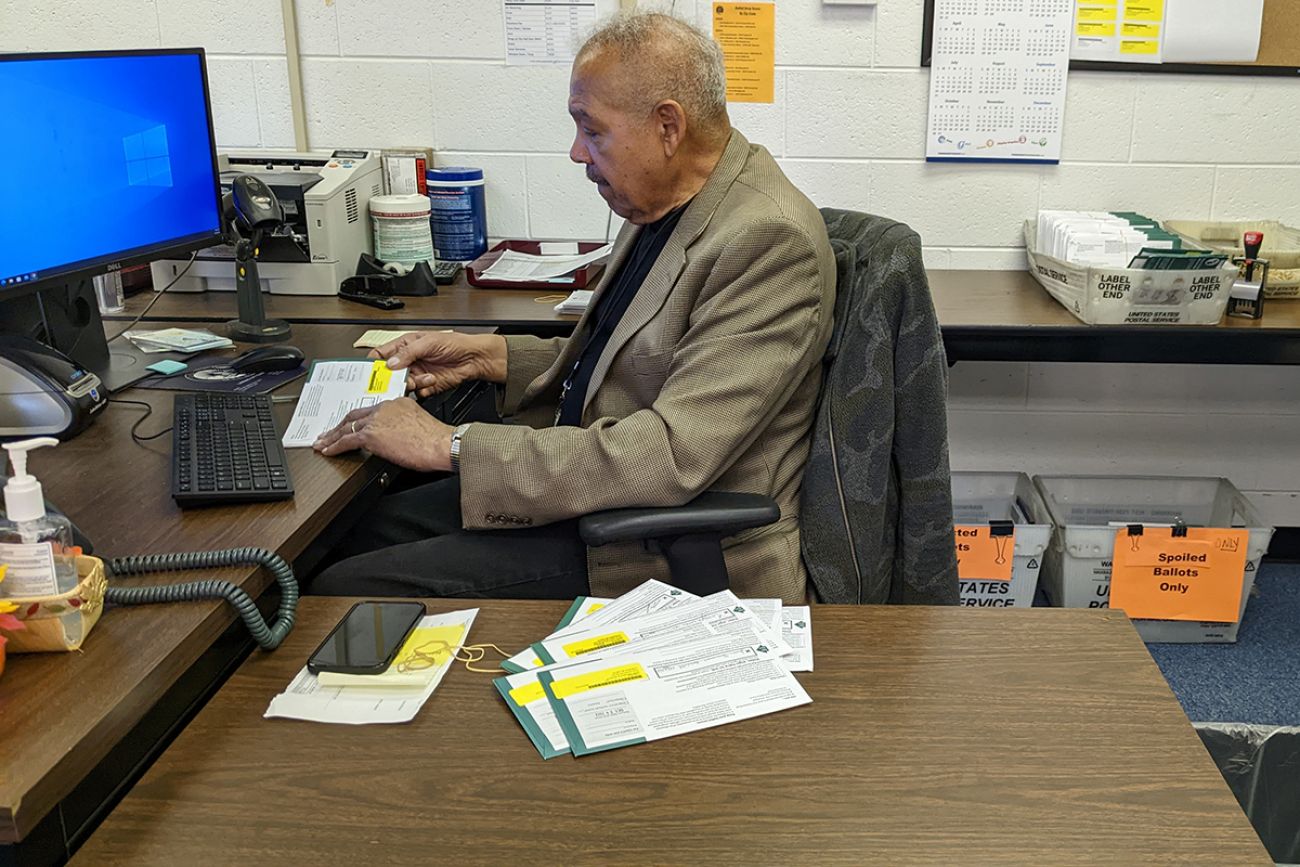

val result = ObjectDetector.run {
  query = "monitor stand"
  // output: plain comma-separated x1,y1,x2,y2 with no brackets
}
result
0,278,157,394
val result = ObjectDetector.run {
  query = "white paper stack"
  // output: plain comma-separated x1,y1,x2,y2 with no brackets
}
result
553,290,592,314
494,580,814,759
480,245,612,282
265,609,478,725
1036,210,1179,269
123,327,233,354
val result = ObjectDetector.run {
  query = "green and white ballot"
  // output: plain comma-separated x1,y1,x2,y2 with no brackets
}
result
499,579,696,673
494,583,813,759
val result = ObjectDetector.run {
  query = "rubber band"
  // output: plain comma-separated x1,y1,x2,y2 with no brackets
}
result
534,294,569,303
395,639,512,674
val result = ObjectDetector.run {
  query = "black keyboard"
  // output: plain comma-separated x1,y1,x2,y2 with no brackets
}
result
172,394,294,507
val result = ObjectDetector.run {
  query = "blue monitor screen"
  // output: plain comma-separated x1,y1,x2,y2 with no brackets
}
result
0,51,222,288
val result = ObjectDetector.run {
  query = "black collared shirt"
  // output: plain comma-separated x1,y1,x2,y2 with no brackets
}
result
555,203,689,426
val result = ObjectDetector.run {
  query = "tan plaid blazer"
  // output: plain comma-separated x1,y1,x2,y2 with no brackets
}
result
458,130,836,602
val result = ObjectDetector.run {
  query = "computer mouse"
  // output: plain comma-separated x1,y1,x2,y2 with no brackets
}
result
229,344,305,374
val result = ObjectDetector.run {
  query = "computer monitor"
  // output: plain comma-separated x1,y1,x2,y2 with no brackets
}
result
0,48,224,391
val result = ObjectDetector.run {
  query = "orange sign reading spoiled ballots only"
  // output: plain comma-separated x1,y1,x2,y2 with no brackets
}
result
1108,527,1249,623
954,525,1015,581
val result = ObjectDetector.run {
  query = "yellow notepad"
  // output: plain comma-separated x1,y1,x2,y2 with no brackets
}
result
352,328,452,349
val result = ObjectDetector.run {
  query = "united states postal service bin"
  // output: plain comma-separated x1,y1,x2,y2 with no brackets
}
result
1033,475,1273,643
952,472,1053,609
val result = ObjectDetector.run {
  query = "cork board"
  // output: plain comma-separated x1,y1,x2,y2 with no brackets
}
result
1252,0,1300,69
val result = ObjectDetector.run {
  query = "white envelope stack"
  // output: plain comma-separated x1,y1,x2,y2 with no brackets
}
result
494,580,814,759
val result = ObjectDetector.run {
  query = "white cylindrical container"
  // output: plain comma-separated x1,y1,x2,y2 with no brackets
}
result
369,194,436,266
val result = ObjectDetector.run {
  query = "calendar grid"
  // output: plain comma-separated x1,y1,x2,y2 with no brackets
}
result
925,0,1073,162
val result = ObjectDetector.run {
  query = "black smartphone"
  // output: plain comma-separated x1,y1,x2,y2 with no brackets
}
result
307,601,426,675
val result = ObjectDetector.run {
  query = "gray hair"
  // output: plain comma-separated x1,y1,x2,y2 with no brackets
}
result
577,12,730,139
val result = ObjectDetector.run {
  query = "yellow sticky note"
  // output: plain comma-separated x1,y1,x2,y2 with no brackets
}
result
1077,6,1117,21
1120,39,1160,54
584,602,606,615
366,359,392,394
509,680,546,706
394,624,466,668
1124,0,1164,21
550,663,649,700
561,631,629,657
713,2,775,104
1121,22,1160,37
1077,21,1117,36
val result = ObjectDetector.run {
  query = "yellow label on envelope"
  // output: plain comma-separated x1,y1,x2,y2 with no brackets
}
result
509,680,546,706
1122,22,1160,37
713,2,775,104
584,602,606,615
1077,6,1117,20
1077,21,1117,36
1120,39,1160,54
1124,0,1163,21
550,663,649,700
561,631,630,657
367,359,392,394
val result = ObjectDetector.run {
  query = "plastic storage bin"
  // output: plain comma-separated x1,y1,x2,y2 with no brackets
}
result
1034,475,1274,643
951,472,1053,608
1165,219,1300,297
1024,222,1236,325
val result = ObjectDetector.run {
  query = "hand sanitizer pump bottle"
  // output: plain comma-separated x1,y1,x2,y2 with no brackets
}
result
0,437,78,597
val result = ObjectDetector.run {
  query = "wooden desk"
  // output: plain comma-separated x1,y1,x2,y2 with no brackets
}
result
0,323,488,860
113,270,1300,364
933,271,1300,365
76,599,1268,866
112,274,578,334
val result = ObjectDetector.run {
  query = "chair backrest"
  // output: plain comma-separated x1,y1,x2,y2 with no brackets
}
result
800,209,959,605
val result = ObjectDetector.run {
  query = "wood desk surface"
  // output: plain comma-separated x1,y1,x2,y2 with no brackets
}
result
928,270,1300,331
113,276,580,329
114,269,1300,333
0,323,449,844
77,599,1268,866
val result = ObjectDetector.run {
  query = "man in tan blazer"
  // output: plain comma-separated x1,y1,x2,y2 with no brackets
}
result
313,13,836,603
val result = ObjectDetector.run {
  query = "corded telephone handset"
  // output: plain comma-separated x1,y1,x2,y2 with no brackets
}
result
51,502,297,650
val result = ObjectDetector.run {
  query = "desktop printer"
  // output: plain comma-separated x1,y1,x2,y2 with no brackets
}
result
150,149,382,296
0,337,107,441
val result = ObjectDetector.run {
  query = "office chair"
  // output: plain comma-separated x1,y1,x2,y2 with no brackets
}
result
579,209,960,604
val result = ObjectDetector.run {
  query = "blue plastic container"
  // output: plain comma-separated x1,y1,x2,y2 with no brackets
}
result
426,166,488,261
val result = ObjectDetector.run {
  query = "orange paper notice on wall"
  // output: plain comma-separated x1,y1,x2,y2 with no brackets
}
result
954,525,1015,581
1108,527,1249,623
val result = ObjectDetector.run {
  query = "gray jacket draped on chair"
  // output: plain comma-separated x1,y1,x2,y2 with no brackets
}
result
801,209,959,605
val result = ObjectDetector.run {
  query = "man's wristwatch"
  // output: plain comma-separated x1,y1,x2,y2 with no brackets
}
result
448,423,471,474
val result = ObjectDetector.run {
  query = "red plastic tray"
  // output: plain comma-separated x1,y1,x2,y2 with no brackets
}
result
465,240,607,290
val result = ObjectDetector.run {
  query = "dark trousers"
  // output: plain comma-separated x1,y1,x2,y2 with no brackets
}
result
310,476,590,599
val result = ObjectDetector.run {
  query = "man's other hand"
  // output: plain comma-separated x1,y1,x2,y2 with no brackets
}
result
370,331,508,399
313,397,455,472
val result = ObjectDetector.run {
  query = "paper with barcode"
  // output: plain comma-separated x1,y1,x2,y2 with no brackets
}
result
494,603,803,759
281,359,408,448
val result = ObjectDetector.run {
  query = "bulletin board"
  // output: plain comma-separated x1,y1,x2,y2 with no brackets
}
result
921,0,1300,76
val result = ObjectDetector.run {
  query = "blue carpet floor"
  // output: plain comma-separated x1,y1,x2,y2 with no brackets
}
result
1147,562,1300,726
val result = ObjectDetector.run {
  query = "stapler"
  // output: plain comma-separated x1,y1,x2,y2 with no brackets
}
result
1227,231,1268,320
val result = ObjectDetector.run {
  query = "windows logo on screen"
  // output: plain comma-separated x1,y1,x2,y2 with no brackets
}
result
122,125,173,187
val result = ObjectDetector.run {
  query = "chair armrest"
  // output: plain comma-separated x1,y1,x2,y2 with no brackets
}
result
579,492,780,548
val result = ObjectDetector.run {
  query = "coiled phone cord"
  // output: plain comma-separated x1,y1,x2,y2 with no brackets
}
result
104,548,297,650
